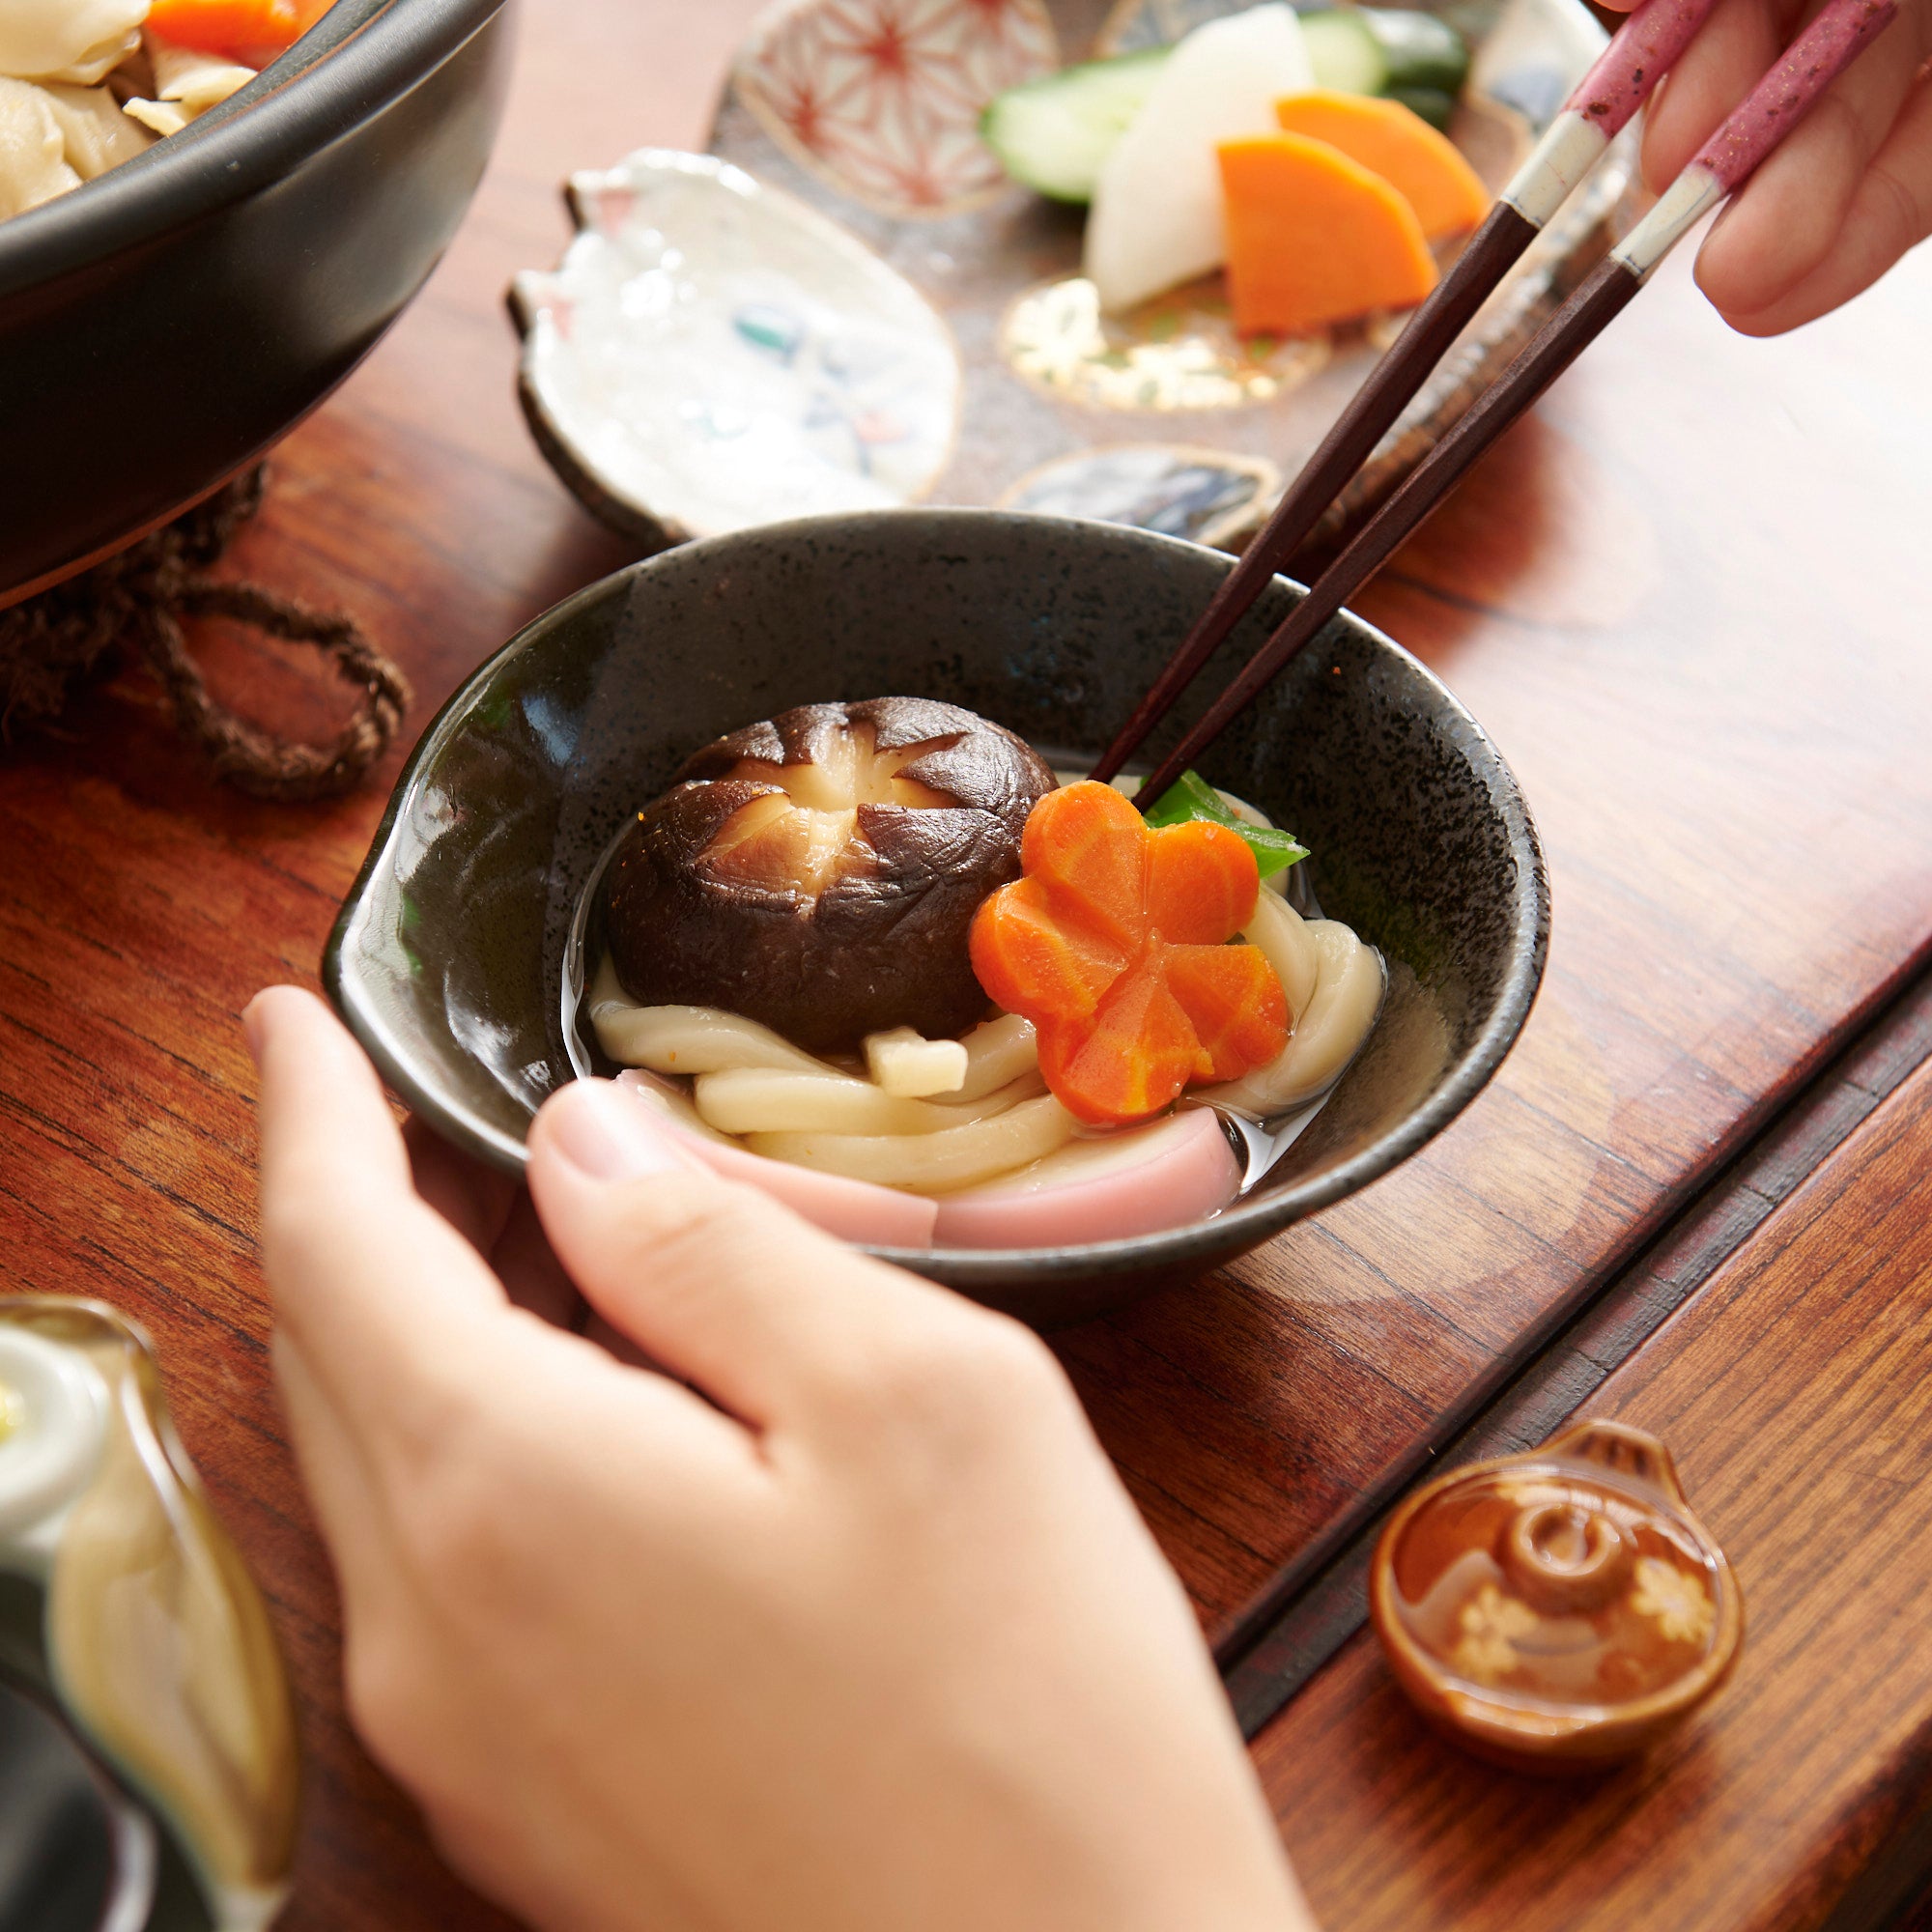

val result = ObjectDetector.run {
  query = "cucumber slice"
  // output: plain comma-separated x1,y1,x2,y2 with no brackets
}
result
1385,82,1458,128
1298,9,1389,95
1300,8,1470,100
1355,9,1470,95
981,46,1172,204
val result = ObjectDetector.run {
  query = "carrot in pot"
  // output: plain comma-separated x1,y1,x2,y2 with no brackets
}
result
145,0,303,58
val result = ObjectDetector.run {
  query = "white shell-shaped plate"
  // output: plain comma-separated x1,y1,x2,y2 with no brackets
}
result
511,150,964,548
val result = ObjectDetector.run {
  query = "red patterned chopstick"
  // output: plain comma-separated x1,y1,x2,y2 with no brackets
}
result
1125,0,1898,806
1091,0,1726,785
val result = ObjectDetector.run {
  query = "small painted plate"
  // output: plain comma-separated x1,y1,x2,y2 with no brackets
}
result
511,150,964,552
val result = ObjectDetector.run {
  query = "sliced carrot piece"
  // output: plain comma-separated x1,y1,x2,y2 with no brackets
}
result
1146,819,1260,944
1020,781,1148,950
1163,945,1290,1080
972,785,1288,1125
1037,963,1207,1125
970,876,1126,1022
1217,131,1438,338
1274,91,1490,240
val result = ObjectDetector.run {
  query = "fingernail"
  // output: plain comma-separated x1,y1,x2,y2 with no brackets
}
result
548,1080,689,1181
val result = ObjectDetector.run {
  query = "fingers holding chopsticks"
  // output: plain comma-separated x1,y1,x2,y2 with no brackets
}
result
1635,0,1931,329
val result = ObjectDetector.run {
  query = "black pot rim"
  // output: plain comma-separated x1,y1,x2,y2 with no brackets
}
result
0,0,505,299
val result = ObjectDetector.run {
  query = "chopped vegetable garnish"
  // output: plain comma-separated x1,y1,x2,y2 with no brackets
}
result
1142,769,1309,879
970,781,1288,1125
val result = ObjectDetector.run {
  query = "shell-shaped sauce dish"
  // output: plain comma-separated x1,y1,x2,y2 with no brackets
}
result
0,1297,298,1931
511,150,963,552
1371,1419,1742,1772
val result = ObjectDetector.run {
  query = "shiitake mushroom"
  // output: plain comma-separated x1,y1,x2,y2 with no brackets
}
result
604,697,1057,1053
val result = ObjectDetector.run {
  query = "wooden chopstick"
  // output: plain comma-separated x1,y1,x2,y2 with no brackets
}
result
1122,0,1898,808
1088,0,1729,786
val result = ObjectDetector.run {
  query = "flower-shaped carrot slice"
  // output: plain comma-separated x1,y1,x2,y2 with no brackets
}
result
971,782,1288,1125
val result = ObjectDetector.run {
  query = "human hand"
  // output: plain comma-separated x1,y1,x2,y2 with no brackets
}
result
1613,0,1931,332
245,985,1311,1932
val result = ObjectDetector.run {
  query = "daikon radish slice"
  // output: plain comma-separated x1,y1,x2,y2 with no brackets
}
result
1272,91,1489,238
1217,131,1437,337
865,1026,969,1097
615,1072,938,1248
692,1066,1029,1138
933,1108,1240,1248
1085,2,1315,311
1203,919,1382,1116
748,1094,1077,1194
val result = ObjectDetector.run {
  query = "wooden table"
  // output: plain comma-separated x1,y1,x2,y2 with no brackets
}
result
4,1,1932,1925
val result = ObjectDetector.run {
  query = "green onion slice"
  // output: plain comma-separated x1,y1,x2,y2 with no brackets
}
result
1143,770,1309,879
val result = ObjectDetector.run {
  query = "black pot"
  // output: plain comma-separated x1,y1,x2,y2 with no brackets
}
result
0,0,513,604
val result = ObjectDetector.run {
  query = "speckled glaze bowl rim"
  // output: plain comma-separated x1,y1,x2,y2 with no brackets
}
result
325,508,1549,1286
1368,1433,1746,1749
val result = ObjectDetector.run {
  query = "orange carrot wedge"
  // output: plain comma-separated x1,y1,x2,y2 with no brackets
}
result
1163,944,1289,1080
971,781,1287,1125
1037,964,1208,1125
1019,778,1147,949
969,875,1126,1023
1273,91,1490,239
1146,818,1264,944
1218,131,1438,338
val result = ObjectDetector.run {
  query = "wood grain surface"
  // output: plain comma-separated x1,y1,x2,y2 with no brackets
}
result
2,0,1931,1923
1257,1048,1932,1932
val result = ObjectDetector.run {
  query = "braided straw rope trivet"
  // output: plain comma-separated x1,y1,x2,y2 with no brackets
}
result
0,469,412,802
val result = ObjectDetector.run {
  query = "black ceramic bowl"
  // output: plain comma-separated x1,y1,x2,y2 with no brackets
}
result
327,511,1548,1325
0,0,511,604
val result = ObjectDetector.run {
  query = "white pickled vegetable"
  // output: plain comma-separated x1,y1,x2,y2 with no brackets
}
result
1084,3,1315,312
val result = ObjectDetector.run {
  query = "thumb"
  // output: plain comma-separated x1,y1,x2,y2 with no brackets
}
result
526,1079,947,1426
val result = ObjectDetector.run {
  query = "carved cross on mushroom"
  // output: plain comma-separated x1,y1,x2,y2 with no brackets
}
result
605,698,1057,1054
